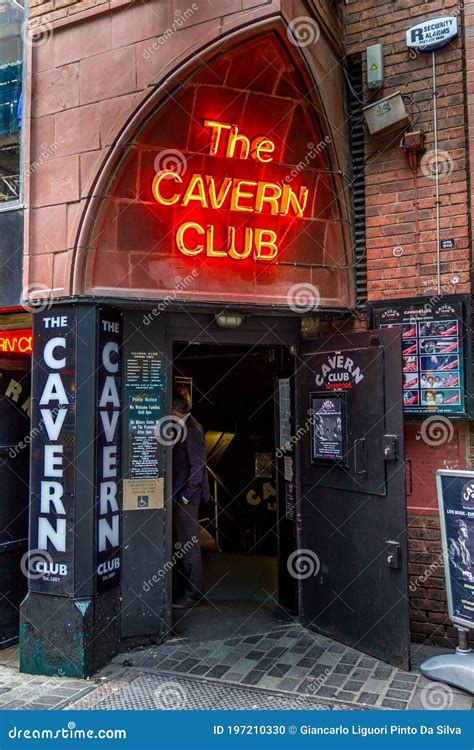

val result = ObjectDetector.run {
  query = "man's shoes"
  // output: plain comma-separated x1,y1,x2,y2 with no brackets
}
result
172,596,203,609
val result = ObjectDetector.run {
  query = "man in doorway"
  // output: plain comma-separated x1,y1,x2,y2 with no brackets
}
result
172,388,209,609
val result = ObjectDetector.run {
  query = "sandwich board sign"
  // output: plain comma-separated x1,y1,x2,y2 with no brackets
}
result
436,471,474,630
406,17,457,53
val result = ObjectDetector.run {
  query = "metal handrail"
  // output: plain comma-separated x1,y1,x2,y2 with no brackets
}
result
206,465,234,497
202,466,249,552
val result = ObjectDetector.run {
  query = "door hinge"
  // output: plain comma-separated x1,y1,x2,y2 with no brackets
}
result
385,540,402,569
382,434,399,460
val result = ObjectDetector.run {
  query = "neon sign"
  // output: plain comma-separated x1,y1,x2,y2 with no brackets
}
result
152,121,311,262
0,329,33,355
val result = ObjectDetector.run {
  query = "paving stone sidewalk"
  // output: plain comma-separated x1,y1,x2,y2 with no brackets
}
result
111,624,473,711
0,624,471,711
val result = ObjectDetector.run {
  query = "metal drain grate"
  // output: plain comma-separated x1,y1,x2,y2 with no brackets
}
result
87,672,358,711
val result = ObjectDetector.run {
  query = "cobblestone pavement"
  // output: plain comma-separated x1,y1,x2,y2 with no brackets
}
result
0,648,96,710
111,624,473,711
0,624,472,711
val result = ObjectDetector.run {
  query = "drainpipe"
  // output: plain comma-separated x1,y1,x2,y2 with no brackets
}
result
432,51,441,295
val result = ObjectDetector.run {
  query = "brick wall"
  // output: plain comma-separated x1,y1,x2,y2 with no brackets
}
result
25,0,472,647
344,0,470,300
408,515,474,646
29,0,110,28
345,0,472,647
465,0,474,478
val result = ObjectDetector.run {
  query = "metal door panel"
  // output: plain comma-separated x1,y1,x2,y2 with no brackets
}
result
297,329,410,669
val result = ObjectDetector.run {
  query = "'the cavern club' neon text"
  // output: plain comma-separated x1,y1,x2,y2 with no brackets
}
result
151,120,311,262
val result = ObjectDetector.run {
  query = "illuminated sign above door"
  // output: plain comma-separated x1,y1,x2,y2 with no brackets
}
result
86,31,354,307
151,120,311,262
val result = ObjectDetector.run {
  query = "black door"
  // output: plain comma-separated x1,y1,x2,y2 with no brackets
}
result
297,329,410,669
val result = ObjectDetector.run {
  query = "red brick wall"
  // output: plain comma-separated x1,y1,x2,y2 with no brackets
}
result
408,515,474,646
29,0,109,28
405,423,468,515
345,0,470,299
465,0,474,484
344,0,472,646
25,0,472,648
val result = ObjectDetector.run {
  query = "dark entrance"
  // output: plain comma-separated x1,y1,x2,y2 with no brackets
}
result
297,329,410,669
171,342,289,638
0,335,31,648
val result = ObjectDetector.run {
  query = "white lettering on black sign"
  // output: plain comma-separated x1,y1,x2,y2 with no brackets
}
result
30,312,74,594
96,312,122,592
315,353,364,390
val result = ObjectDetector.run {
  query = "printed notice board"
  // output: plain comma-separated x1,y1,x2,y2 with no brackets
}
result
369,295,471,417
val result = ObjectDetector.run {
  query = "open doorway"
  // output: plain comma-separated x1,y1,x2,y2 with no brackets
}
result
0,318,32,649
171,342,285,640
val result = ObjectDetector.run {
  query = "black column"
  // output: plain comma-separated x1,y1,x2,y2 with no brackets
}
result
19,303,122,677
120,309,169,646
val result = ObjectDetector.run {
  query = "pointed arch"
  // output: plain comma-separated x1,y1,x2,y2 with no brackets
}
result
72,19,354,308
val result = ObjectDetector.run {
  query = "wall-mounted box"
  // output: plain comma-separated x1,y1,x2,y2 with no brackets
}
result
367,44,383,90
362,91,410,135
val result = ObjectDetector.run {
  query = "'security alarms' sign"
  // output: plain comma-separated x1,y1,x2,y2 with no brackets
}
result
152,120,311,262
406,17,457,52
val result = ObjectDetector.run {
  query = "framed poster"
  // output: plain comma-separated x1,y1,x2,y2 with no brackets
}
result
310,393,346,463
369,295,471,418
436,470,474,630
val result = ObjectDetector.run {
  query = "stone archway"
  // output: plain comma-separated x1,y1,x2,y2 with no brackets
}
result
73,25,355,309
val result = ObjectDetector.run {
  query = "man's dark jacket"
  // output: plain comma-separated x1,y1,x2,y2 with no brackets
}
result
172,415,209,505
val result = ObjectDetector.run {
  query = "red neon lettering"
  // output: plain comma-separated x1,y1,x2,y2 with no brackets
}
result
0,329,33,355
152,120,312,262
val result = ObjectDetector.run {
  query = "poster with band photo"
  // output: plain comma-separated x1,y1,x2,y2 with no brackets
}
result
369,296,471,417
436,470,474,629
310,393,345,462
